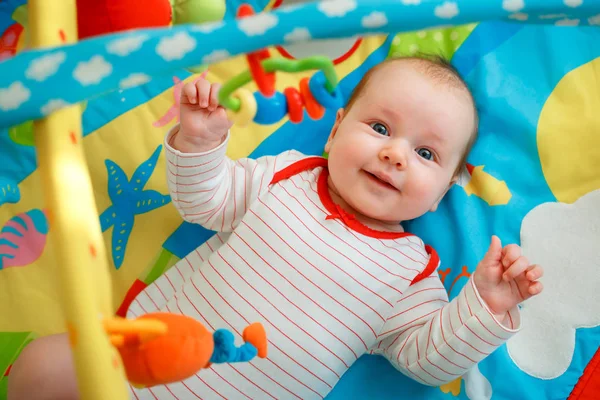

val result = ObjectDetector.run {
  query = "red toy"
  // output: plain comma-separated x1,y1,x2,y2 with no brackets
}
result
75,0,172,40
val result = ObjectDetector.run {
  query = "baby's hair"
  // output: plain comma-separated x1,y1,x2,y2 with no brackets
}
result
345,54,478,178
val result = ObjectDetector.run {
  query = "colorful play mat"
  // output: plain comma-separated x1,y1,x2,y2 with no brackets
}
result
1,0,599,398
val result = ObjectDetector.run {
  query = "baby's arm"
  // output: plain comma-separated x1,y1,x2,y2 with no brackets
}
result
168,78,302,232
371,273,519,386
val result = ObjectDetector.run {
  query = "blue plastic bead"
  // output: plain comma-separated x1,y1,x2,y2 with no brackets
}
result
253,90,288,125
308,71,343,110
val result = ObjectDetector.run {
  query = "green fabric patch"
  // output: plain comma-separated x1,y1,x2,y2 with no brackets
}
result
388,24,476,60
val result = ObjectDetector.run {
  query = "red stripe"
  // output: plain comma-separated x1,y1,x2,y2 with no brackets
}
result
167,154,223,169
216,246,360,356
209,369,252,400
468,279,513,334
181,283,281,399
397,287,447,304
188,267,322,398
180,380,203,399
380,309,438,337
202,259,340,382
265,194,395,309
243,211,381,332
431,336,468,370
439,307,477,364
389,298,448,320
292,176,421,275
164,384,182,400
198,376,227,400
215,250,353,365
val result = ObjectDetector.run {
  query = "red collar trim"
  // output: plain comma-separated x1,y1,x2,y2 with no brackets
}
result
270,157,414,239
317,168,413,240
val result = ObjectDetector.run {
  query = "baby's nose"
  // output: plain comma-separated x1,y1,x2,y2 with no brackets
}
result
380,147,407,169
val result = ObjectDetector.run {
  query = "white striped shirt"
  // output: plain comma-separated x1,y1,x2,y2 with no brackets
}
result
127,130,520,399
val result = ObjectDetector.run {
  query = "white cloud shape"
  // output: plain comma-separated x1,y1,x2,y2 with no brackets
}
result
463,364,492,400
539,13,568,19
509,13,529,21
318,0,357,17
502,0,525,12
41,99,70,115
73,56,112,86
25,52,66,82
284,27,312,43
191,21,224,33
106,35,147,56
156,32,197,61
0,82,30,111
401,0,421,4
564,0,583,7
119,73,151,89
238,13,278,36
434,2,459,19
555,18,580,26
201,49,231,65
507,189,600,379
361,11,388,28
589,14,600,25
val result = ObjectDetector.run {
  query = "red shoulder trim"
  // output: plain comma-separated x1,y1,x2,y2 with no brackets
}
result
270,157,328,185
410,245,439,286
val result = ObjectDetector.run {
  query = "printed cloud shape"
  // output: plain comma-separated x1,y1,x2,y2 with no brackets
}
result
0,82,30,111
434,1,459,19
507,189,600,379
107,35,148,56
119,73,151,89
156,32,196,61
26,52,66,82
73,56,113,86
284,27,312,43
502,0,525,12
318,0,357,17
361,11,388,29
41,99,70,115
555,18,580,26
191,21,224,33
589,14,600,25
201,50,231,65
238,13,278,36
564,0,583,7
401,0,421,5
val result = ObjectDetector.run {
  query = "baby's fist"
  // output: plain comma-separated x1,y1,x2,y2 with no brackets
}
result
474,236,544,323
176,78,233,153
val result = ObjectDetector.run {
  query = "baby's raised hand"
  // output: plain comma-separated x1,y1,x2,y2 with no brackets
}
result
175,78,233,153
473,236,544,323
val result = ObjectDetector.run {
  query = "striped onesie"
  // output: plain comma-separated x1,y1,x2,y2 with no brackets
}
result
127,129,520,399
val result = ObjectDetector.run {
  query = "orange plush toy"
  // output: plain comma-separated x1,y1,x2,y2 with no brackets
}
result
75,0,172,40
105,313,268,388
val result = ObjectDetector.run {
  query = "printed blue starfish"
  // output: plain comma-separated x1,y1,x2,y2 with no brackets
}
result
99,145,171,269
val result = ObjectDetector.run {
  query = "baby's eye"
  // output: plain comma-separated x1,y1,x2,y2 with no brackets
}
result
369,122,389,136
416,148,434,160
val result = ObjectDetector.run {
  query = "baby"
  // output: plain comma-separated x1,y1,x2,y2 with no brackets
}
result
8,56,544,400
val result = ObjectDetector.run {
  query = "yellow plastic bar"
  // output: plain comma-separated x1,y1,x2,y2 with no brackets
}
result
28,0,129,398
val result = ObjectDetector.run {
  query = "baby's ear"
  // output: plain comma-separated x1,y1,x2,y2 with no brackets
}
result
325,108,345,153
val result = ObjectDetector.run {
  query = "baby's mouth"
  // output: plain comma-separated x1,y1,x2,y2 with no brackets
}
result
364,170,398,191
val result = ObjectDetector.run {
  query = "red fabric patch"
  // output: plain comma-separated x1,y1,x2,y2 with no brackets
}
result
569,347,600,400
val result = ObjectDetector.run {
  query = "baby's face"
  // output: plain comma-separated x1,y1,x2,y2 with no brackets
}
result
325,63,475,223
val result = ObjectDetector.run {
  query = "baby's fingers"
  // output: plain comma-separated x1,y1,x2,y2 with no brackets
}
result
525,264,543,281
503,255,529,281
181,82,199,105
208,83,222,111
501,244,521,268
528,281,543,296
195,79,211,108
